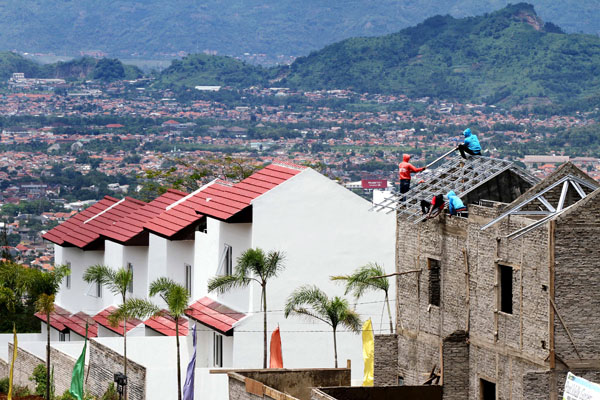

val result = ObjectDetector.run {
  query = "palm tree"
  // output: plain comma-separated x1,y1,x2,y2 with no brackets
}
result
109,278,190,400
150,278,190,400
32,265,70,400
208,248,285,368
331,262,394,333
284,285,362,368
83,265,133,388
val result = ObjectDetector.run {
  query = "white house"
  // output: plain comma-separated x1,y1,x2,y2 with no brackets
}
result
37,162,395,398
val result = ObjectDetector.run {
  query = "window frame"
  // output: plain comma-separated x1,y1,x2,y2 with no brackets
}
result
185,263,192,293
65,261,71,289
127,262,133,294
213,332,223,367
498,264,513,314
428,258,441,307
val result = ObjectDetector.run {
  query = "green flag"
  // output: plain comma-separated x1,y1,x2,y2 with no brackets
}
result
69,324,88,400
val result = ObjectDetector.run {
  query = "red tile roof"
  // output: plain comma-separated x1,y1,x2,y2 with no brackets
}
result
34,305,71,331
184,297,246,335
63,311,98,338
145,162,305,238
34,306,98,338
144,312,189,336
64,197,147,248
43,196,120,246
102,189,188,244
93,306,143,335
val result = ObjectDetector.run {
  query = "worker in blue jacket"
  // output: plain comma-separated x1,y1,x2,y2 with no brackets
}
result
457,128,481,159
447,191,468,217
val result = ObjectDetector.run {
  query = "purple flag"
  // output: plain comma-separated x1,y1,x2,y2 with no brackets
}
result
183,324,197,400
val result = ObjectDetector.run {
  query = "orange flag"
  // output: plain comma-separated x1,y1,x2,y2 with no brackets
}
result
269,326,283,368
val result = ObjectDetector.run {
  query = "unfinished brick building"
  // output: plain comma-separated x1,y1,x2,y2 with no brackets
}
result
374,157,600,399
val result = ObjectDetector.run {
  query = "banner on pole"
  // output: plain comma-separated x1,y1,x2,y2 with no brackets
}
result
563,372,600,400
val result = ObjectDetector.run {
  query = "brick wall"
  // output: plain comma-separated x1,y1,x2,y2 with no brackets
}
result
523,370,600,399
0,358,8,378
442,331,469,400
395,202,552,399
87,340,146,400
554,189,600,362
49,346,79,395
374,334,398,386
8,343,43,392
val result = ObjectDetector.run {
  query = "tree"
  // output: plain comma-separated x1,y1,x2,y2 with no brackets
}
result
108,277,190,400
32,265,70,400
284,285,361,368
147,278,190,400
331,262,394,333
83,265,132,398
208,248,285,368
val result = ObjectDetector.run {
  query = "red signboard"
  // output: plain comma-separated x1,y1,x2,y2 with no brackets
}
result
361,179,387,189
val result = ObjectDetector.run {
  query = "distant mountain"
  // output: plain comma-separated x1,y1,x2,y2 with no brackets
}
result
1,1,599,60
0,53,142,81
277,3,600,105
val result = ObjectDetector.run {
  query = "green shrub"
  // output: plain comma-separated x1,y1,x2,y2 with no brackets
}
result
101,382,119,400
0,377,8,394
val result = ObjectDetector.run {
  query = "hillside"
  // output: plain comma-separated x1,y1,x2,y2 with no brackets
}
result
0,53,142,81
277,3,600,105
0,1,599,60
157,54,268,88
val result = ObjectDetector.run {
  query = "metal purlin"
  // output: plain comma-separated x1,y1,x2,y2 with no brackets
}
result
371,154,538,224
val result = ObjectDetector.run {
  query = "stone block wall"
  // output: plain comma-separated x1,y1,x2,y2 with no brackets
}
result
442,331,469,400
49,347,79,396
554,191,600,362
523,370,600,399
87,340,146,400
374,334,397,386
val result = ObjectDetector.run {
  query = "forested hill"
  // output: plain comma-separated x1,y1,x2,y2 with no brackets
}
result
1,0,600,59
278,3,600,105
0,53,142,81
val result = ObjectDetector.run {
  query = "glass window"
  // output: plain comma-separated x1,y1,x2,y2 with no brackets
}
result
185,264,192,293
127,263,133,294
213,332,223,367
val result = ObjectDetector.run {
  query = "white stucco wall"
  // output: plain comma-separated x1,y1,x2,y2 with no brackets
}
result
54,246,105,315
194,219,252,312
93,336,228,400
230,168,396,380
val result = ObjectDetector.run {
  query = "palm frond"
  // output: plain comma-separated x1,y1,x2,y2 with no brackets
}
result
207,274,252,294
264,250,286,280
35,293,55,314
236,248,266,278
330,262,388,299
83,264,117,291
284,285,329,318
164,283,190,317
149,277,177,298
285,286,362,333
108,298,162,327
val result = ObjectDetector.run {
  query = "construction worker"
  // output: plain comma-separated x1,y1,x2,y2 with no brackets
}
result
457,128,481,159
447,191,468,217
398,154,426,196
420,194,445,219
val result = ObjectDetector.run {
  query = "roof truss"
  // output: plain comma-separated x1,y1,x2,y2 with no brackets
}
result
481,174,599,239
371,154,537,224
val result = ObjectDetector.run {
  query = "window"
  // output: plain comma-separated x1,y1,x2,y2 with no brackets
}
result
185,264,192,293
480,378,496,400
59,331,70,342
223,244,233,276
398,375,404,386
213,332,223,367
499,264,513,314
95,282,102,298
127,263,133,294
65,262,71,289
428,258,441,307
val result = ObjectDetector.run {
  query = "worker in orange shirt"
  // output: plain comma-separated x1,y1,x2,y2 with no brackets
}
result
398,154,425,197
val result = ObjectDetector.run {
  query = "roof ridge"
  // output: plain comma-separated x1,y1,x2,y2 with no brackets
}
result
272,160,308,171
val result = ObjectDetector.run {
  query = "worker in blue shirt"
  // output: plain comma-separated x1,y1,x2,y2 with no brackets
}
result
447,191,468,217
457,128,481,159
